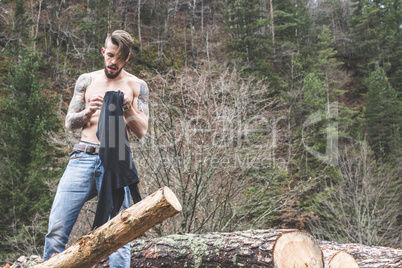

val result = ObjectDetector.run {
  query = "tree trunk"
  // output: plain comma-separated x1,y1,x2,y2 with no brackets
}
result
92,231,402,268
327,251,359,268
33,187,182,268
137,0,142,57
320,240,402,268
95,229,324,268
261,0,267,35
190,0,197,66
270,0,275,50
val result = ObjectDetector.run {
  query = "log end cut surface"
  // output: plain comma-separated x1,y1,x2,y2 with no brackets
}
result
273,231,324,268
329,251,359,268
162,186,182,212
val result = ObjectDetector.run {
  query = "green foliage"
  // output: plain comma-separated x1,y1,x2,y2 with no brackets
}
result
129,37,173,73
314,26,339,77
274,0,311,44
0,53,11,90
349,0,382,57
301,27,344,158
364,63,401,159
303,73,328,110
0,47,62,261
224,0,268,59
0,0,401,258
13,0,32,52
383,0,402,88
349,0,402,90
223,0,273,78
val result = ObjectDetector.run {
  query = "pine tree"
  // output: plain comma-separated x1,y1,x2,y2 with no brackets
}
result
84,0,117,69
301,26,347,166
274,0,303,44
349,0,382,63
13,0,31,52
224,0,272,77
303,73,328,111
382,0,402,89
364,63,401,159
0,47,62,260
303,26,341,112
349,0,402,91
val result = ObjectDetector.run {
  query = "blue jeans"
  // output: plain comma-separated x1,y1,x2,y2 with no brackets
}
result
43,147,131,267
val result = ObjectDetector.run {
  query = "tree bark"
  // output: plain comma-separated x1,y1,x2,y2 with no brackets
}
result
92,230,402,268
320,240,402,268
189,0,197,66
95,229,324,268
33,186,182,268
270,0,275,50
137,0,142,57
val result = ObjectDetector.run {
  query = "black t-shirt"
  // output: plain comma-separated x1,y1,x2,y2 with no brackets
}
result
93,91,142,229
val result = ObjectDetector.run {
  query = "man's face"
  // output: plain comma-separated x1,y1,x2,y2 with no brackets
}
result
102,40,128,79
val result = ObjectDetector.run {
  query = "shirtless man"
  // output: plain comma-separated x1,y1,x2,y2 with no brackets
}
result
43,30,149,268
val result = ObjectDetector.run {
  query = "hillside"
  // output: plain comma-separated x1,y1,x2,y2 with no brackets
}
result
0,0,401,264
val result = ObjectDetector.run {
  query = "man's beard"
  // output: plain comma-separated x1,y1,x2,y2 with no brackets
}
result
104,63,124,79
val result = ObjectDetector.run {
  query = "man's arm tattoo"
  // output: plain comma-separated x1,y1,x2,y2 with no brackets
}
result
65,74,92,130
137,81,149,116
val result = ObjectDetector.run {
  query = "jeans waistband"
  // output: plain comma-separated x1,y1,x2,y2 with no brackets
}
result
74,142,100,154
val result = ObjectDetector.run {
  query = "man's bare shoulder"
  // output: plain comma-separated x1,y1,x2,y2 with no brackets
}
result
76,70,102,84
76,70,105,90
74,72,93,94
87,70,104,80
124,72,148,94
125,71,146,85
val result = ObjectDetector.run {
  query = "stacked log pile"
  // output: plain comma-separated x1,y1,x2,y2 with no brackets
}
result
18,186,400,268
320,240,402,268
94,230,402,268
123,229,324,267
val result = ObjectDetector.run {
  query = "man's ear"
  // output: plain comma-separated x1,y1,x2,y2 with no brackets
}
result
101,47,106,56
126,53,131,62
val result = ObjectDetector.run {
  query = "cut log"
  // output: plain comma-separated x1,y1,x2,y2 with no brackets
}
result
33,186,182,268
95,229,324,268
320,240,402,268
320,242,360,267
328,251,359,268
273,231,323,267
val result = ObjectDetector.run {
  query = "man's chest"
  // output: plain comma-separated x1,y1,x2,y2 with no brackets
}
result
86,80,138,102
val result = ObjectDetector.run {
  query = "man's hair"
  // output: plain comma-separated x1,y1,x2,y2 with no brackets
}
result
105,30,133,62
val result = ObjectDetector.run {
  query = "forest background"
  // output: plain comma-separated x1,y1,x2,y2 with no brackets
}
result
0,0,401,263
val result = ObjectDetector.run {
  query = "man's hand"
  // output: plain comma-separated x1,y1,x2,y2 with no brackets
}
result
122,94,133,112
88,95,104,114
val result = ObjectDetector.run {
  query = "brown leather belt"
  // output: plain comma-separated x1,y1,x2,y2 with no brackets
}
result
73,143,100,154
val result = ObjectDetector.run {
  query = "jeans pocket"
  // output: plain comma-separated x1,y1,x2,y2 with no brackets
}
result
69,151,84,161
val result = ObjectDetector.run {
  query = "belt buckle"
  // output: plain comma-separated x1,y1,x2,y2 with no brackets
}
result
87,146,97,154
